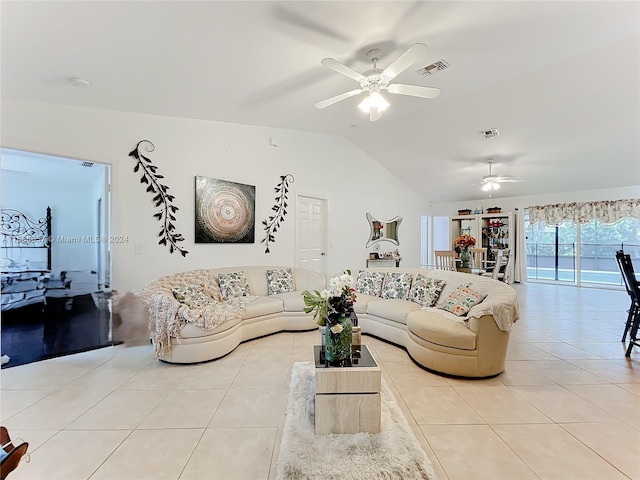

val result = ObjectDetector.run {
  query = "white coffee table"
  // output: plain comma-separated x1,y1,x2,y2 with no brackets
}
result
314,344,381,434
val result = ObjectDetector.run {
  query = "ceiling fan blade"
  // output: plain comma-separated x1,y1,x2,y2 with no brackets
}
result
369,108,382,122
387,83,440,99
496,179,524,183
314,89,363,109
381,43,430,81
491,175,513,181
321,58,365,82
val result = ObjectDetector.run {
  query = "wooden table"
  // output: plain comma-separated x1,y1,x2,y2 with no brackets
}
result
366,258,400,267
314,345,381,434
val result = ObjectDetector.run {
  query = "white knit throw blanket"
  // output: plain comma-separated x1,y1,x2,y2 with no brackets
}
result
146,293,255,359
139,269,256,359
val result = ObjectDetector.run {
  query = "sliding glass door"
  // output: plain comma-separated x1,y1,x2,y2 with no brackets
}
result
579,218,640,286
525,215,577,283
525,211,640,287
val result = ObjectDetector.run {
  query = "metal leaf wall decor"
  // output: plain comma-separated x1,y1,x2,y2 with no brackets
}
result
128,140,189,257
261,174,294,253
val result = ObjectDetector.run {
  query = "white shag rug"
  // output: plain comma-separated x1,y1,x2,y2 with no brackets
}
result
276,362,437,480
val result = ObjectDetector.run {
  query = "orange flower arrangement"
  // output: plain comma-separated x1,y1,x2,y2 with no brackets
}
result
454,233,476,248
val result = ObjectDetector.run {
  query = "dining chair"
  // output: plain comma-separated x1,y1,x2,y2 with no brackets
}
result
616,250,639,356
470,248,488,269
620,253,639,357
502,251,514,284
481,249,508,281
492,250,505,280
434,250,456,271
615,250,635,342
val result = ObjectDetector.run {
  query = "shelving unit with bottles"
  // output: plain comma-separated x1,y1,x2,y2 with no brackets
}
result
479,213,512,262
450,212,513,263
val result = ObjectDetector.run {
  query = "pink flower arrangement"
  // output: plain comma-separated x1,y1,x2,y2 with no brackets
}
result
454,233,476,248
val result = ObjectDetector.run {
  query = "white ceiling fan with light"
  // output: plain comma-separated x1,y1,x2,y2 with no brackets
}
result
479,159,524,197
315,43,440,121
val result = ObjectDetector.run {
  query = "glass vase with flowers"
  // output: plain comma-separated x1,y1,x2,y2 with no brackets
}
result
302,270,357,363
454,233,477,268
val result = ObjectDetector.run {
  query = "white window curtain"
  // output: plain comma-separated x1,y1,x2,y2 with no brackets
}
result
514,210,527,283
528,199,640,226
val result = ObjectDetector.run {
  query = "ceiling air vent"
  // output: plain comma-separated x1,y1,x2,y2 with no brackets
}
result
416,59,450,77
479,128,500,139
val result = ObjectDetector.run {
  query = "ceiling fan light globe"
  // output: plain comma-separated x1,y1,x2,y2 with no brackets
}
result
359,91,389,113
493,182,500,190
371,92,389,112
482,183,492,191
370,91,389,111
358,96,371,113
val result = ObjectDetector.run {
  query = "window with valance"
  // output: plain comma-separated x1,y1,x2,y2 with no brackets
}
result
528,199,640,226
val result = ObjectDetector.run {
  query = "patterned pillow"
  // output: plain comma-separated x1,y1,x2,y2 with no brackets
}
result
408,274,446,307
266,268,294,295
172,284,217,309
355,271,385,297
381,272,413,300
218,271,251,300
437,284,487,316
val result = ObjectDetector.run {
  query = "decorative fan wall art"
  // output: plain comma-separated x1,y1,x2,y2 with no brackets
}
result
195,176,255,243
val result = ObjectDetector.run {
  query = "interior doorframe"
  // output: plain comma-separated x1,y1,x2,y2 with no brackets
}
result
295,192,328,277
1,148,113,292
95,168,113,290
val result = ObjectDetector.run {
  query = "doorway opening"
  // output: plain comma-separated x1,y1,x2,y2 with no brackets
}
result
421,215,450,268
1,148,113,367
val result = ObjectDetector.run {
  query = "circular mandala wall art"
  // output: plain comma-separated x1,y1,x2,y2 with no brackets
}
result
195,176,255,243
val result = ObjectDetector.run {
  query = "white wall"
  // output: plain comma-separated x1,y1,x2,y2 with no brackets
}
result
1,99,427,294
1,162,102,274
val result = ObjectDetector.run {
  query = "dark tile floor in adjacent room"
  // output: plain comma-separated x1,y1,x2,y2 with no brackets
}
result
1,294,113,368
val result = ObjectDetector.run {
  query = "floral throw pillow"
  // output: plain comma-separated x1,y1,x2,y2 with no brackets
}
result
172,284,217,309
355,271,385,297
437,284,487,316
381,272,413,300
266,268,294,295
408,274,446,307
218,271,251,300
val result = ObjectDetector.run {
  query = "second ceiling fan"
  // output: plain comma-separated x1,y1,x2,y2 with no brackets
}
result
315,43,440,121
479,160,524,197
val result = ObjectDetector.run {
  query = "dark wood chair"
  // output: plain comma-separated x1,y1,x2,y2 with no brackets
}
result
1,426,29,480
615,251,640,357
616,250,638,342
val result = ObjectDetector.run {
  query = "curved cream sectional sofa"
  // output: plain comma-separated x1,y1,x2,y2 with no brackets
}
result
140,266,325,364
141,265,519,378
348,267,519,378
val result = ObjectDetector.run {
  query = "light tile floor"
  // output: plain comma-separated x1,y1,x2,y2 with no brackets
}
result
1,282,639,480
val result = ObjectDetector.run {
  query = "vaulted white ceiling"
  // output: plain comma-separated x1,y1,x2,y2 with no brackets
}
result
2,1,638,204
